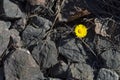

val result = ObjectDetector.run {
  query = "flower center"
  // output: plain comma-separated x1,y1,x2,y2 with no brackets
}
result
78,29,81,34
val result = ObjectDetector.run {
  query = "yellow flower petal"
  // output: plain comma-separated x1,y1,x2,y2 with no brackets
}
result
74,24,87,38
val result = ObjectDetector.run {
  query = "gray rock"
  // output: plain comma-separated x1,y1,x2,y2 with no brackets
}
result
59,38,87,62
97,68,119,80
31,37,58,69
22,25,43,47
100,49,120,76
22,16,51,47
30,16,51,30
0,21,11,29
9,29,22,48
4,48,44,80
0,21,10,56
68,62,94,80
101,49,120,69
48,61,68,78
12,18,26,32
0,67,4,80
94,36,112,54
3,0,23,17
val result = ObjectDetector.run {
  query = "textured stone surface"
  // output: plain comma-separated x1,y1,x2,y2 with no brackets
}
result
4,48,44,80
97,68,119,80
31,37,58,69
59,38,87,62
48,61,68,78
22,16,51,47
9,29,22,48
68,62,94,80
101,49,120,69
3,0,23,17
94,36,112,54
0,21,10,56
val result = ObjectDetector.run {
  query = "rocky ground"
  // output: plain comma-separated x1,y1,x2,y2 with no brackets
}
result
0,0,120,80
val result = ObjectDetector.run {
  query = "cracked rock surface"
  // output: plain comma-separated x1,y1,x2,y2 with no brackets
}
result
0,0,120,80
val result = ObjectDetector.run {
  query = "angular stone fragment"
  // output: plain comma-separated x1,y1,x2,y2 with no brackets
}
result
48,61,68,78
31,37,58,69
0,21,10,57
4,48,44,80
3,0,23,17
68,62,94,80
101,49,120,71
22,16,51,47
97,68,119,80
9,29,22,48
59,38,87,62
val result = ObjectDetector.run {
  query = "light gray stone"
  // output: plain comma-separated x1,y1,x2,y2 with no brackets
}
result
68,62,94,80
97,68,119,80
31,38,58,69
3,0,23,17
0,21,10,56
4,48,44,80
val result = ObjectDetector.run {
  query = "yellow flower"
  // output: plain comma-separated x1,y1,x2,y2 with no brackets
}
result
74,24,87,38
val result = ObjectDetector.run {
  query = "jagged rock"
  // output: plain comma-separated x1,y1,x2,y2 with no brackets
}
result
30,16,51,31
31,37,58,69
4,48,44,80
94,36,112,54
59,0,90,22
3,0,23,17
22,16,51,47
11,18,27,32
67,62,94,80
0,21,10,56
48,61,68,78
9,29,22,48
59,37,87,62
101,49,120,74
0,21,11,29
97,68,119,80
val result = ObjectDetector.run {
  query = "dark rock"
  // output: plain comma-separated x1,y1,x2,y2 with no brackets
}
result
0,21,10,56
48,61,68,78
30,16,51,30
59,0,90,22
4,48,44,80
0,67,4,80
3,0,23,18
67,62,94,80
22,25,43,47
101,49,120,74
94,36,112,54
31,37,58,69
22,16,51,47
12,18,26,32
59,38,87,62
97,68,119,80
